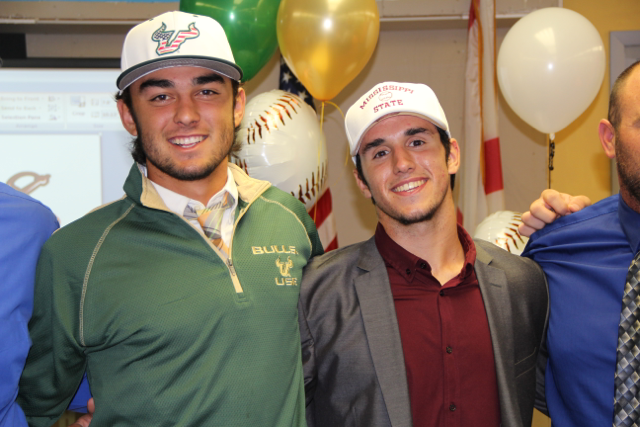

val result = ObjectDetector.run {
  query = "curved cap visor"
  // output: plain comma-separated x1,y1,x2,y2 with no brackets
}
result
117,56,242,90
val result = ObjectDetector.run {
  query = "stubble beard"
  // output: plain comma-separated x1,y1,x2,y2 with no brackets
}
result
370,181,449,226
135,114,236,182
616,134,640,206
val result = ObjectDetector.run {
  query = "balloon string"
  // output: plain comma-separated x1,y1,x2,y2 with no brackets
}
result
316,100,352,191
548,134,555,189
321,101,350,169
324,101,345,119
314,102,328,225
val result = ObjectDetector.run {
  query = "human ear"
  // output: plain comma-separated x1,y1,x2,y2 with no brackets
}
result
233,88,246,128
598,119,616,159
117,100,138,137
447,138,460,174
353,168,372,199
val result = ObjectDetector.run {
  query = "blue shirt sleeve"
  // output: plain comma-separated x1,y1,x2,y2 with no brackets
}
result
67,375,91,413
0,185,59,427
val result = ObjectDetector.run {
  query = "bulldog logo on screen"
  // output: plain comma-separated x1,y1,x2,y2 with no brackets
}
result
7,171,50,195
152,22,199,56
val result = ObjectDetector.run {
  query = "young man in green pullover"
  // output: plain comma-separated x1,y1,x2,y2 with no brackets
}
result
17,11,322,427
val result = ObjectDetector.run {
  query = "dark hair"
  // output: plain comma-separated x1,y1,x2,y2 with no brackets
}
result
355,125,454,189
608,60,640,130
115,78,241,164
114,87,146,164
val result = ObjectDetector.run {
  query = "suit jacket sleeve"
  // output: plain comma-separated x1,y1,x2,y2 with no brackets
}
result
299,296,317,427
535,324,549,415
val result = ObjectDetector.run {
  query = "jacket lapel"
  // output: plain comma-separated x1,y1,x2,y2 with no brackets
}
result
474,243,521,427
354,238,413,427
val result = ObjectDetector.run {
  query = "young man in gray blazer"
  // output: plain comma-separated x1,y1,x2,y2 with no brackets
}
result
298,82,548,427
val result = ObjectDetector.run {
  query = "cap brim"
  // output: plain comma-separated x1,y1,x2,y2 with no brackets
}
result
117,55,243,90
351,112,450,159
371,112,449,137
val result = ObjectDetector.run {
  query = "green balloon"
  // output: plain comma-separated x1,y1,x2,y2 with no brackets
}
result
180,0,280,82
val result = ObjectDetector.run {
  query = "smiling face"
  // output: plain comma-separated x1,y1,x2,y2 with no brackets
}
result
354,115,459,227
117,66,245,189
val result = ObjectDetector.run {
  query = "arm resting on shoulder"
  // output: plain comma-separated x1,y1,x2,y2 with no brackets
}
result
520,190,591,237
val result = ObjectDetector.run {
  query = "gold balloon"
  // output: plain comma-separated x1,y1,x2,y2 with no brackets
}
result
277,0,380,101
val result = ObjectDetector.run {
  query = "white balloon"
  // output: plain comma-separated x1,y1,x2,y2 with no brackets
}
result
497,7,605,134
473,211,529,255
233,90,328,210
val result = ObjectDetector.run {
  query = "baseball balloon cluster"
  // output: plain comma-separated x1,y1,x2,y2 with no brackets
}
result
233,90,328,211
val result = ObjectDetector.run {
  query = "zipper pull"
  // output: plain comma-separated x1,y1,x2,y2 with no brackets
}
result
227,258,237,277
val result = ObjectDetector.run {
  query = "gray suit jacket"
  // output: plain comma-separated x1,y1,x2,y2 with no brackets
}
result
299,237,548,427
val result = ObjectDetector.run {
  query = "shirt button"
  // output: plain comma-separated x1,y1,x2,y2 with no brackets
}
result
406,268,411,275
420,262,427,269
439,290,445,296
446,346,453,354
449,403,456,412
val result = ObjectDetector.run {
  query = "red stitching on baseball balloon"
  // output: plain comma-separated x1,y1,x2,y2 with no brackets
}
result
270,105,286,125
274,103,292,120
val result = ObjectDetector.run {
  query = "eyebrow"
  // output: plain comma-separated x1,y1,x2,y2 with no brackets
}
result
360,127,431,155
361,138,385,156
406,127,429,136
139,78,173,92
138,73,225,92
194,73,225,86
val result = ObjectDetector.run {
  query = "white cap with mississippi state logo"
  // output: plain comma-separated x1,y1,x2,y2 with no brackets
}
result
344,82,450,163
117,11,243,90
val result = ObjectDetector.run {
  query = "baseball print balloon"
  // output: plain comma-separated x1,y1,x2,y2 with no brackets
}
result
473,211,529,255
233,90,328,210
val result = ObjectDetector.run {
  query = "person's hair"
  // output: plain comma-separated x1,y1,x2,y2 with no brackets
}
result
355,125,455,190
608,60,640,130
115,78,241,164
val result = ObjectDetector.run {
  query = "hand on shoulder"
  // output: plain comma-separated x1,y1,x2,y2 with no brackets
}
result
519,189,591,237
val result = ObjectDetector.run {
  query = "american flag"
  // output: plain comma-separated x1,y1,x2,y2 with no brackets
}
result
279,56,338,251
279,57,316,111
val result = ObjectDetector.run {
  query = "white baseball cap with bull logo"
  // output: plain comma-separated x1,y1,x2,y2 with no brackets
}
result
117,10,243,90
345,82,450,163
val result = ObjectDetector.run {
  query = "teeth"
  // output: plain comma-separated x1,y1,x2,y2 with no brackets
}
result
393,179,425,192
170,135,204,146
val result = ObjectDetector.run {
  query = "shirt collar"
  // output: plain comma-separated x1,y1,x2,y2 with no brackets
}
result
618,194,640,253
374,222,476,282
140,164,238,217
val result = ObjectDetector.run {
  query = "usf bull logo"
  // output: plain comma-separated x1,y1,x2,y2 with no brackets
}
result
152,22,199,56
275,256,297,286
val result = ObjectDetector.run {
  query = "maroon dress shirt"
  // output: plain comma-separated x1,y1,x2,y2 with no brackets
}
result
375,223,501,427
